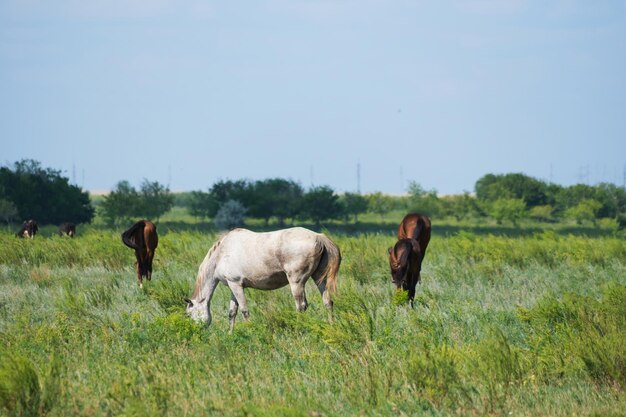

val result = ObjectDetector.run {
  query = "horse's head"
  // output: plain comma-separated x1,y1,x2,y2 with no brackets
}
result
184,297,208,322
388,239,420,289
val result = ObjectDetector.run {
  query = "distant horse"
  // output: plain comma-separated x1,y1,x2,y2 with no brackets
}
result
16,219,38,238
121,220,158,288
388,213,431,306
59,223,76,238
388,238,423,307
185,227,341,332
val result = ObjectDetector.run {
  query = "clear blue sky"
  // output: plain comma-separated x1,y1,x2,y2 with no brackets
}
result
1,1,625,195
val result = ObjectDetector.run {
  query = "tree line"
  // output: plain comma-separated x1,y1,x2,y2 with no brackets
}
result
1,160,625,229
0,160,94,225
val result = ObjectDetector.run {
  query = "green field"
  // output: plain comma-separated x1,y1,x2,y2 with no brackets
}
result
1,223,625,416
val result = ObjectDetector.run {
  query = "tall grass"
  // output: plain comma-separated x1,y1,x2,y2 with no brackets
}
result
0,228,625,416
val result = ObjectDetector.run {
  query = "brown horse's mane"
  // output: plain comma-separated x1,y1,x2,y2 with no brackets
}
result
192,234,226,298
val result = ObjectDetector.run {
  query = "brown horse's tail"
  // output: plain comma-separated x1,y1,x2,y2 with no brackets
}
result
121,221,145,250
312,234,341,293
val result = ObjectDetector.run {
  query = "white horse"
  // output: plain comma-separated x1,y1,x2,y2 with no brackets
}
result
185,227,341,332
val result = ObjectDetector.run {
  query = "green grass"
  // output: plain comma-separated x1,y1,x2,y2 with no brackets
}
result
1,227,625,416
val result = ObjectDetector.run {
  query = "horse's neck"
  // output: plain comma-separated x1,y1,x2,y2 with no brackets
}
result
193,241,222,298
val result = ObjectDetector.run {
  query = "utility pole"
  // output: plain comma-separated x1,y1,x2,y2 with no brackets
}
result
356,160,361,194
72,163,76,185
310,165,314,188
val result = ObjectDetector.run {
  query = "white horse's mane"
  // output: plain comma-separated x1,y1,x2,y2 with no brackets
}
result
192,233,227,298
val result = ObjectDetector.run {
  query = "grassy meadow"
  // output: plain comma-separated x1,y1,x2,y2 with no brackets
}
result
1,221,626,416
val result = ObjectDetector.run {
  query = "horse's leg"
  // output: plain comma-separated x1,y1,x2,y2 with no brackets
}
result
408,275,417,308
228,294,239,334
204,278,220,327
146,254,153,281
289,282,308,312
135,257,143,288
226,282,249,324
315,279,333,311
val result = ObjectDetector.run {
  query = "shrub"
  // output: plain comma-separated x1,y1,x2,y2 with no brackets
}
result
214,200,247,230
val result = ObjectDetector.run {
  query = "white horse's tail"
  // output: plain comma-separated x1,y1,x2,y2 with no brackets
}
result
312,234,341,293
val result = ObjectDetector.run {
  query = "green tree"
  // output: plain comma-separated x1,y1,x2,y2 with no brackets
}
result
210,179,255,208
529,205,554,222
367,192,394,221
0,159,94,225
406,181,442,217
440,193,479,221
188,190,219,222
250,179,304,226
300,186,342,227
0,198,18,226
99,181,140,227
138,179,174,223
475,173,551,208
341,192,369,223
489,198,527,226
565,199,602,225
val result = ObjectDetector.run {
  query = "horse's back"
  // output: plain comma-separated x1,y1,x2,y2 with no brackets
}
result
143,220,158,251
214,227,325,283
398,213,431,251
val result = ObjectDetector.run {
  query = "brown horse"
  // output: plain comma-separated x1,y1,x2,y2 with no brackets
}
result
397,212,431,257
388,213,431,306
122,220,158,288
388,238,423,306
16,219,38,238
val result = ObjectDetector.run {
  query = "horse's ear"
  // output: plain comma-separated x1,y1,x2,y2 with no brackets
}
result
184,298,193,306
387,247,393,255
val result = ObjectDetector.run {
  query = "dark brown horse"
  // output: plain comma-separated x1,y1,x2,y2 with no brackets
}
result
59,223,76,238
16,219,38,238
122,220,158,288
388,238,423,306
388,213,431,306
397,212,431,257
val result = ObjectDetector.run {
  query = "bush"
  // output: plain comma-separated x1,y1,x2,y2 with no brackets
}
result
214,200,247,230
489,198,526,226
565,199,602,224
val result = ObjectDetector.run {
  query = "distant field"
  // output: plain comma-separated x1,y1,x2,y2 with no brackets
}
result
1,226,625,416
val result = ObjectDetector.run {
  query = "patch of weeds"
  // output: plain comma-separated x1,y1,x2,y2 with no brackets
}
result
0,350,61,417
407,343,472,410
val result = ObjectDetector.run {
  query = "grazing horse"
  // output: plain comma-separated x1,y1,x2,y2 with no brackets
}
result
388,238,423,307
397,212,431,258
59,223,76,238
16,219,38,238
185,227,341,333
121,220,158,288
388,213,431,306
